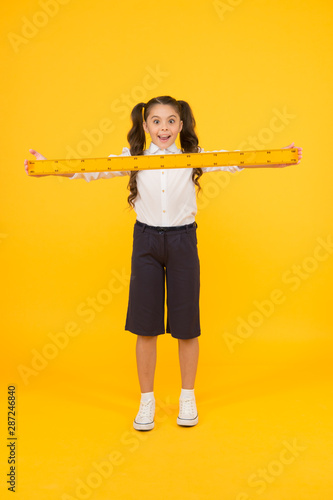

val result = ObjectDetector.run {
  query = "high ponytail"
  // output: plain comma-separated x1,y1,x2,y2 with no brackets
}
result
177,99,203,196
127,102,146,156
126,96,203,209
178,100,199,153
126,102,146,208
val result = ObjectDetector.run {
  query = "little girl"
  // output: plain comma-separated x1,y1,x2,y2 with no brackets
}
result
24,95,302,431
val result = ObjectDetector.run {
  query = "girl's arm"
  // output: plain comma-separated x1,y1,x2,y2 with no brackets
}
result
68,148,131,181
241,143,302,168
200,148,244,174
24,149,73,177
24,148,131,179
201,143,302,173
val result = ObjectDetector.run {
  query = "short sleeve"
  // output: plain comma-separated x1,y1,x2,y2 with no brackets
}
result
200,148,244,174
69,147,131,182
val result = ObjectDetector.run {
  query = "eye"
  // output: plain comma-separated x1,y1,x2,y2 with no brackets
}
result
153,119,159,124
169,119,175,124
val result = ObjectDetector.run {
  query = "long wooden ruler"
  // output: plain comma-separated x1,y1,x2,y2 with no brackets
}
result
28,148,298,175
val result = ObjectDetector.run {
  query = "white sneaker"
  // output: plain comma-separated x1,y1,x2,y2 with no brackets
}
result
177,397,199,427
133,398,155,431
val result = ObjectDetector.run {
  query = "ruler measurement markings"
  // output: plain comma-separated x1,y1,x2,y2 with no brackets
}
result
27,149,298,175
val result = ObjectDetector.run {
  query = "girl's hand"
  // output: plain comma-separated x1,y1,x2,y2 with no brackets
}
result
24,149,47,177
241,143,303,168
274,142,303,167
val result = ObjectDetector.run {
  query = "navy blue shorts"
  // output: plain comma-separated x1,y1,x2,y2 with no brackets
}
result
125,220,201,340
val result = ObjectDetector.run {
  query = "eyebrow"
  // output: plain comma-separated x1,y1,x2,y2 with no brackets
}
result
151,115,177,119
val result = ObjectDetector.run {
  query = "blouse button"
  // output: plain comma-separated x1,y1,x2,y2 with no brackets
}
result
163,210,166,213
162,171,164,174
162,190,165,193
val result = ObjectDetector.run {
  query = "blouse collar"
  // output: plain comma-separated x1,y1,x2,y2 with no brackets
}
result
146,142,181,155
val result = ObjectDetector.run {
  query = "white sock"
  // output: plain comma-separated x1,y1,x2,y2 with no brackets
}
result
180,388,195,400
141,391,154,402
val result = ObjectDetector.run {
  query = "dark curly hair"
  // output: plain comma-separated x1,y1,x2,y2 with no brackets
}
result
126,95,203,209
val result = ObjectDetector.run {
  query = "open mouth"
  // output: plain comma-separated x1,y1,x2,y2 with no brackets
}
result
158,135,171,142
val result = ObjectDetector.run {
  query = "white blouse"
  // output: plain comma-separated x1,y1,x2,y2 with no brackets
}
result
69,142,244,226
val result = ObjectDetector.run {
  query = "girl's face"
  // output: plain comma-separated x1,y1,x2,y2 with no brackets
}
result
143,104,183,151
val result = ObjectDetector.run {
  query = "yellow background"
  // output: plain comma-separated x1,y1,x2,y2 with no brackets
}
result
1,0,333,498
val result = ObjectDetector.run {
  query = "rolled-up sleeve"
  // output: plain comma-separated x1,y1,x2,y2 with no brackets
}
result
69,147,131,182
200,148,244,173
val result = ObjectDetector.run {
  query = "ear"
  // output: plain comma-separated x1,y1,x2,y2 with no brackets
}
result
179,120,183,133
143,121,149,133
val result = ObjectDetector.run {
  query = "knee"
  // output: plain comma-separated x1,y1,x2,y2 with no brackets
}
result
178,337,199,350
138,335,157,342
178,337,198,344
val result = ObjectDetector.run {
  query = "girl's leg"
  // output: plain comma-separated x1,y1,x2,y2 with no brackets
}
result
178,337,199,389
136,335,157,393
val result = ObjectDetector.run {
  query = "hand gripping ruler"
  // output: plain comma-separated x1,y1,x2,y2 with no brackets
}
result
28,148,299,175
